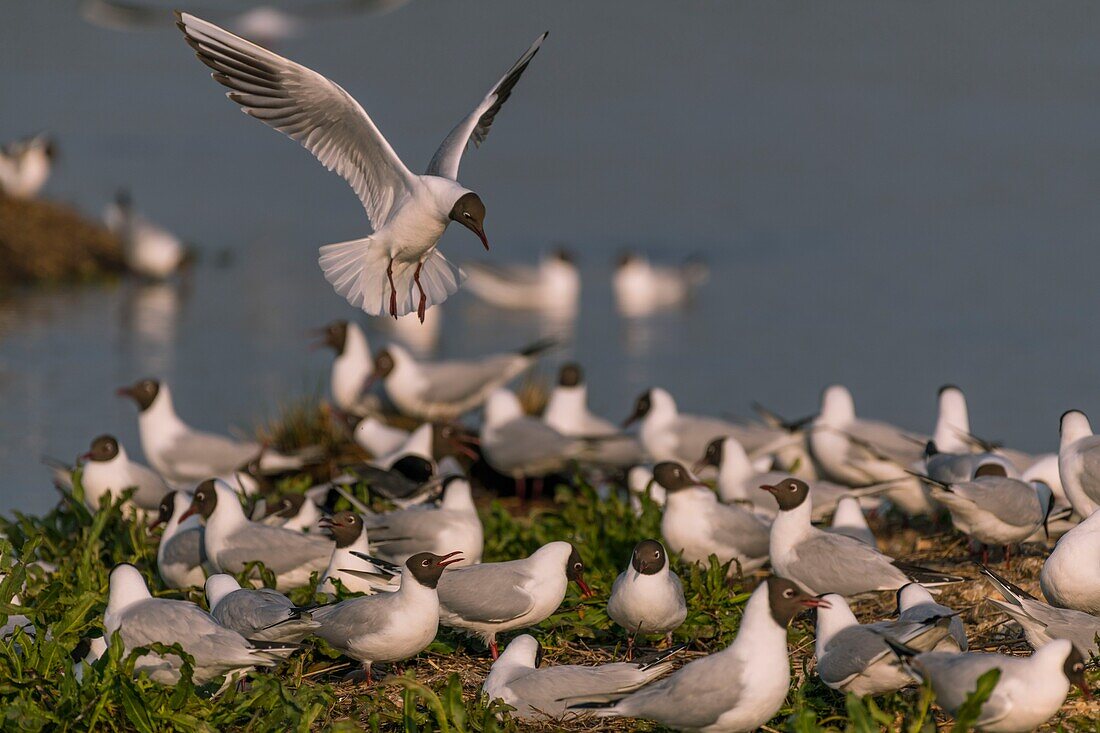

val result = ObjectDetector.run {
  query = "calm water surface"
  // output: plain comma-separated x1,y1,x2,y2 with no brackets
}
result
3,1,1100,513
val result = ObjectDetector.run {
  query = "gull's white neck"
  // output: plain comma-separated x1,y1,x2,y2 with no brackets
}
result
332,324,372,411
813,595,857,653
722,584,790,660
1061,412,1094,448
933,389,970,453
105,567,152,631
139,385,188,440
543,385,587,434
717,438,755,501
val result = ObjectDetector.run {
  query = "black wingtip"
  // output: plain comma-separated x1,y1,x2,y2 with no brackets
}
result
976,562,1035,604
892,561,965,586
638,643,687,670
882,635,919,660
519,337,558,357
566,701,617,711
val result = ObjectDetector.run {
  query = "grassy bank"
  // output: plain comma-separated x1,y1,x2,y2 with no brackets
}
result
0,405,1096,731
0,194,124,288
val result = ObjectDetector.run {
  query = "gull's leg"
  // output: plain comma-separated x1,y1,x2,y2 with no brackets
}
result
387,258,397,319
533,477,544,500
489,640,500,660
413,259,427,323
516,476,526,503
1003,544,1011,567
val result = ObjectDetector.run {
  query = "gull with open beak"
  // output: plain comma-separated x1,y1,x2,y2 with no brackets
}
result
311,551,464,682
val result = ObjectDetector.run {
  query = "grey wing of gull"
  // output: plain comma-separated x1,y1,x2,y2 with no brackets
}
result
994,598,1100,656
821,620,944,687
615,655,745,728
437,564,535,622
489,418,579,473
818,626,895,686
846,420,925,465
900,603,967,650
416,354,527,405
786,532,905,594
1075,439,1100,502
508,665,650,716
213,589,294,635
129,463,170,510
311,593,395,644
951,480,1040,526
159,430,260,476
162,527,206,568
120,599,257,666
708,505,770,559
217,525,332,575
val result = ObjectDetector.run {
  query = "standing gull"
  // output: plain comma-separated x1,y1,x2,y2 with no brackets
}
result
314,320,377,417
433,541,592,658
104,190,189,280
177,13,548,321
318,511,397,596
312,551,463,682
364,476,484,565
569,577,825,731
1040,508,1100,614
0,133,55,199
1057,409,1100,518
763,478,963,596
606,539,687,657
465,248,580,313
654,462,771,575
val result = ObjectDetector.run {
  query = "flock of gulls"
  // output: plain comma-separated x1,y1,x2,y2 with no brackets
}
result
3,7,1099,733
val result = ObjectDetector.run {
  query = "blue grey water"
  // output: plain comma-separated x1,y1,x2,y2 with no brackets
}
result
2,1,1100,514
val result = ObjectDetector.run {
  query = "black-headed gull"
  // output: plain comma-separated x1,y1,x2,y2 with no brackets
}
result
611,252,707,318
895,582,967,652
435,541,592,658
364,476,484,565
104,190,188,280
177,13,547,322
1057,409,1100,518
117,378,314,484
808,384,932,515
1040,507,1100,614
78,434,170,513
814,593,955,697
318,511,396,596
569,577,825,730
606,539,686,657
0,133,55,199
204,574,319,645
695,435,859,521
367,340,554,421
103,564,294,684
623,387,789,466
763,478,963,596
314,320,377,417
884,637,1089,732
913,466,1056,559
465,248,580,313
182,479,333,591
149,490,208,589
311,551,463,682
483,634,681,721
981,564,1100,657
653,461,771,575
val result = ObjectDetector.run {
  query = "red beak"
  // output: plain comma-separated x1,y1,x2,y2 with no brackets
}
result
115,387,132,398
79,452,93,462
147,516,165,529
801,596,831,609
437,551,465,568
575,577,595,598
178,502,200,522
759,484,778,493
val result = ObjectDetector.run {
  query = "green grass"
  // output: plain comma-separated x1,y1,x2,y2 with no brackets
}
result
1,454,1096,731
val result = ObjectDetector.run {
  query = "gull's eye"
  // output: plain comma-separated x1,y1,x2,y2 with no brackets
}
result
788,484,797,492
783,589,795,598
463,212,472,219
422,559,431,567
1074,663,1084,672
573,562,583,572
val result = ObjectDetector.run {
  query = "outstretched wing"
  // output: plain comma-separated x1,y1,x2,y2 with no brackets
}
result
177,12,416,228
426,33,547,180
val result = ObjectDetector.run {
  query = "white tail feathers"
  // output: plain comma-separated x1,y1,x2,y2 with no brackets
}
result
318,238,465,318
